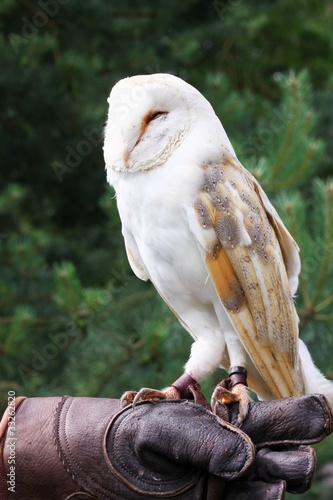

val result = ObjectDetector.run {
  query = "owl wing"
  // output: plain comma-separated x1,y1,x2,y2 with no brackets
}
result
123,227,198,339
122,228,149,281
187,155,304,398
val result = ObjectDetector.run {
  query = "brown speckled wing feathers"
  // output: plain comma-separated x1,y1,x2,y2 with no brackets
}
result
190,156,303,398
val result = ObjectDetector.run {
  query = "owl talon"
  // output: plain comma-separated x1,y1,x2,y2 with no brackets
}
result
212,367,251,427
212,383,251,426
121,386,181,409
132,388,167,407
120,391,138,408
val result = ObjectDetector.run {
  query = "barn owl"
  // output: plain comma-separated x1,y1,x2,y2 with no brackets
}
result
104,73,333,423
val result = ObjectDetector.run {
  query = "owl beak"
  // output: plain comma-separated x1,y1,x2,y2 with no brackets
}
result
122,133,142,167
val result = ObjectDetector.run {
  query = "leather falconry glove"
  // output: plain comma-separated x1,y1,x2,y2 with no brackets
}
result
0,393,332,500
214,393,333,498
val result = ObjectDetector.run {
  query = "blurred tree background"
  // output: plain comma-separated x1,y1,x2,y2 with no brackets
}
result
1,0,333,496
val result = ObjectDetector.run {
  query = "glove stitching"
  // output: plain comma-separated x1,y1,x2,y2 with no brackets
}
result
109,402,197,492
305,447,313,476
212,413,254,477
288,446,315,495
278,480,286,498
250,396,331,447
311,396,333,440
297,397,328,443
190,401,255,477
54,398,91,493
55,396,129,500
111,401,254,480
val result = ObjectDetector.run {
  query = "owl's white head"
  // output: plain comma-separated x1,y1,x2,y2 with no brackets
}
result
104,73,234,175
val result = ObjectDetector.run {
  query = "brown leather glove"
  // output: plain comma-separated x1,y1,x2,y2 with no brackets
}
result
214,395,333,498
0,394,332,500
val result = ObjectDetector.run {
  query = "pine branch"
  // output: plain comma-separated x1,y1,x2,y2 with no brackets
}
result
311,180,333,307
267,73,302,182
250,71,325,194
273,141,320,191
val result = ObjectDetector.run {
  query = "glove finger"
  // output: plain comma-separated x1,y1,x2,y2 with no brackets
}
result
106,400,255,482
219,395,333,446
254,446,316,494
224,479,286,500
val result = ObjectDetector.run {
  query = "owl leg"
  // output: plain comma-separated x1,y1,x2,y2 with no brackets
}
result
212,366,252,427
120,373,209,409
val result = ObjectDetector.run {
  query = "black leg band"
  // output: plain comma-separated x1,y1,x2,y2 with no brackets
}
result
228,366,247,377
172,373,197,399
228,366,248,388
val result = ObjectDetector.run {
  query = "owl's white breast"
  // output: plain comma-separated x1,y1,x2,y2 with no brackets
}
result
111,156,214,304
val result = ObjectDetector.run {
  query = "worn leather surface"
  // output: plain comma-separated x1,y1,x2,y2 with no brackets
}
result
2,397,96,499
224,479,286,500
2,396,254,499
223,394,333,446
56,397,254,498
253,445,316,494
215,394,332,495
1,394,332,499
105,399,254,484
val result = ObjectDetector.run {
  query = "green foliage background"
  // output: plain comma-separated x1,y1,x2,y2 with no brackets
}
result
1,0,333,496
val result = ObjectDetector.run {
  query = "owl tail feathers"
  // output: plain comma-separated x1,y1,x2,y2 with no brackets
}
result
299,339,333,413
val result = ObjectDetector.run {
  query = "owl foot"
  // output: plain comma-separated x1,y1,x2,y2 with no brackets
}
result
212,366,251,427
120,386,180,409
120,373,210,409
